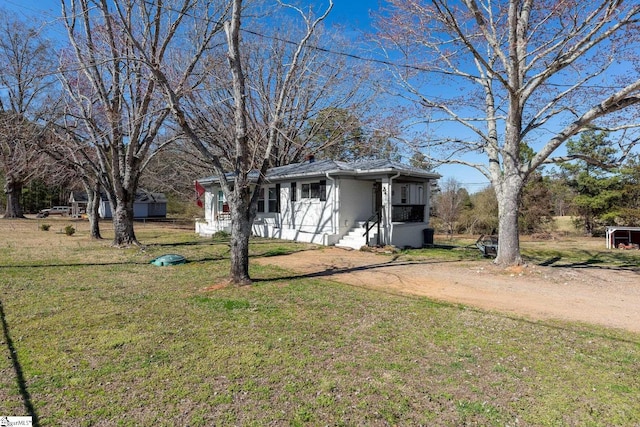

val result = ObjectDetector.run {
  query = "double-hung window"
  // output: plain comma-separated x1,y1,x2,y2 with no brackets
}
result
257,185,281,213
268,186,279,212
300,180,326,201
257,188,265,212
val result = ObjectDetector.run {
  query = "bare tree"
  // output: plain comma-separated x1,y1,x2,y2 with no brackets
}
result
204,0,334,284
140,140,210,203
216,0,333,283
58,0,192,246
0,9,56,218
39,125,105,238
434,177,466,237
376,0,640,265
138,0,340,284
246,23,372,166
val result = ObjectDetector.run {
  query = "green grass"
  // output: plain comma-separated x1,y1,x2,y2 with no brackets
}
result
1,219,639,425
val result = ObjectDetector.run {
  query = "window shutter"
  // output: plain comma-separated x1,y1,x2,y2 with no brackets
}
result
319,180,327,201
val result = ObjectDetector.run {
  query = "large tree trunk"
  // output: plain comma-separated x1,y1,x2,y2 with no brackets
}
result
229,198,252,286
85,181,102,239
111,196,137,246
3,178,25,219
226,0,253,286
494,179,524,266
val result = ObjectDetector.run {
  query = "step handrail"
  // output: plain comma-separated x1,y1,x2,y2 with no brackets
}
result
363,210,381,246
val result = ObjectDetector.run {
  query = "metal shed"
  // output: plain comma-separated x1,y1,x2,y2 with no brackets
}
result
605,226,640,249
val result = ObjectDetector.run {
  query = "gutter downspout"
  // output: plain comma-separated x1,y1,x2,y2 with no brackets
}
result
387,172,401,246
325,172,336,237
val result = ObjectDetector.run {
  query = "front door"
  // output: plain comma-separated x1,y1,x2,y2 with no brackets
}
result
373,182,382,215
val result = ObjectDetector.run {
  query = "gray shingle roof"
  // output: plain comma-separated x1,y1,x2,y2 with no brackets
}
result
70,189,167,203
198,158,440,185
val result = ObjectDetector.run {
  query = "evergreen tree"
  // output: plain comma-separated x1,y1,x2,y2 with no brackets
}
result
459,186,498,236
613,154,640,226
519,173,554,234
518,143,554,234
561,131,622,236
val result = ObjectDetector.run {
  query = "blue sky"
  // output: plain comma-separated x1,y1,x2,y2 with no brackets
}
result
0,0,489,190
2,0,60,17
326,0,377,29
322,1,491,189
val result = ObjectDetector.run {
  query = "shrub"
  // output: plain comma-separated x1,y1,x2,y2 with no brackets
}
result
40,224,51,231
64,225,76,236
212,230,230,240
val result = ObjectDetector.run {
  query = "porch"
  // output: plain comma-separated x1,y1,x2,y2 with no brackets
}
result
392,204,426,222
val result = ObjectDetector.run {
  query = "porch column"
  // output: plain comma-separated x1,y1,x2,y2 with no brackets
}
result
381,176,393,245
424,179,431,224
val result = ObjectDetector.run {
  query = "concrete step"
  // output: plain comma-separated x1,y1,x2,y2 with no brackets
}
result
336,226,377,250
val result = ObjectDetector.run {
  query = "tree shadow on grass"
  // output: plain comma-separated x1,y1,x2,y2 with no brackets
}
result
533,256,640,273
0,300,40,426
146,239,230,248
0,255,230,270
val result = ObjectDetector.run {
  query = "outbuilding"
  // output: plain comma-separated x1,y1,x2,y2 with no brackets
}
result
605,226,640,249
69,189,167,219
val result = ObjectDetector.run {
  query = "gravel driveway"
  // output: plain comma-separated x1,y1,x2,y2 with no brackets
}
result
255,247,640,333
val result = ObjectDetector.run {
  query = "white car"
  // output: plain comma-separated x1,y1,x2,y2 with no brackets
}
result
37,206,71,217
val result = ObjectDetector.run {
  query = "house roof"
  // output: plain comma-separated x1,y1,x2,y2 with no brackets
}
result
70,189,167,204
198,158,440,185
606,226,640,232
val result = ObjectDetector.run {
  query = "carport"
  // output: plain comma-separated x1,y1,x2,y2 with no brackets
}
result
605,226,640,249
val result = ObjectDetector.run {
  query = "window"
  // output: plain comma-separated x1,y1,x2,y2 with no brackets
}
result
291,182,297,201
257,188,265,213
301,180,327,200
268,186,278,213
257,186,280,213
310,182,321,198
400,185,408,204
217,190,225,212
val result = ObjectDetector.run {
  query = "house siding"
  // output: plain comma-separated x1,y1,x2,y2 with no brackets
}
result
391,222,430,248
338,179,374,233
289,178,334,234
252,180,338,245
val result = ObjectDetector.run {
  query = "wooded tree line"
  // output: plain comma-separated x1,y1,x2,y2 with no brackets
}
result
1,0,640,284
433,131,640,237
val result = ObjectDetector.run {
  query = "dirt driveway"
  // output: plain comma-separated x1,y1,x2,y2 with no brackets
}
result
255,247,640,333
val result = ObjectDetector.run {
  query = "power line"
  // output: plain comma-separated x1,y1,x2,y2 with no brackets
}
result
0,3,636,94
240,28,636,91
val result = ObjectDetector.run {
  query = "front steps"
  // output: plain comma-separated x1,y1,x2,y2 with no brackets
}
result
335,222,378,250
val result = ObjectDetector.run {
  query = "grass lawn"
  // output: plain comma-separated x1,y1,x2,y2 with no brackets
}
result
1,219,639,426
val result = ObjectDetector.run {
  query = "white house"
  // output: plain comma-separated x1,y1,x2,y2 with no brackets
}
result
196,158,440,249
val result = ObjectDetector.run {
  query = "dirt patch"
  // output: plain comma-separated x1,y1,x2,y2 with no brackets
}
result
202,283,229,291
255,247,640,333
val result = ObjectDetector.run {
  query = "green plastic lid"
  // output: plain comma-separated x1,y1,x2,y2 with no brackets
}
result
150,254,186,266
